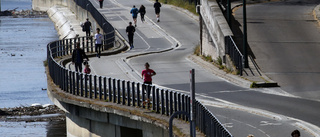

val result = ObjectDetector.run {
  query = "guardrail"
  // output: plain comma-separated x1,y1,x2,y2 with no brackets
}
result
47,36,233,137
46,0,233,136
226,36,244,76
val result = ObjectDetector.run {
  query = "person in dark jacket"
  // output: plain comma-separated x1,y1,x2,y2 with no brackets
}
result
154,0,162,22
72,42,89,72
126,22,135,49
139,5,146,22
84,18,92,38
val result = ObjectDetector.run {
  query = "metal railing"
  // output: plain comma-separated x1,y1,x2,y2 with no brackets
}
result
225,36,244,76
46,0,233,136
47,37,233,137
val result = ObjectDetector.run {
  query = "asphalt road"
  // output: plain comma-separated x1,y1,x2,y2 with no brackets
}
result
234,0,320,100
74,0,320,136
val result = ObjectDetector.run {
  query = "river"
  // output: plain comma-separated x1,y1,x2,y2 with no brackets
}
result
0,0,66,136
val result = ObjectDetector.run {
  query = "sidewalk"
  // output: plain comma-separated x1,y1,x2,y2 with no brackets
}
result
56,0,320,136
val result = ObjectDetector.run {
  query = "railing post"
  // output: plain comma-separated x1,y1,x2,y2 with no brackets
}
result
113,79,116,103
99,76,102,100
108,78,112,102
122,80,125,105
89,75,92,99
132,82,136,106
94,75,97,99
80,73,84,96
165,90,169,116
152,86,156,111
127,81,131,106
85,74,88,97
156,88,160,113
169,91,173,116
137,83,141,107
142,84,145,108
103,77,107,100
161,89,165,115
72,71,75,95
117,79,121,104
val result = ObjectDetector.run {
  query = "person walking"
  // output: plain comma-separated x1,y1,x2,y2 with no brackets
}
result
72,42,89,72
94,28,103,58
154,0,162,22
141,62,156,99
130,5,139,27
138,5,146,22
99,0,104,9
126,22,135,49
84,18,92,38
84,62,91,75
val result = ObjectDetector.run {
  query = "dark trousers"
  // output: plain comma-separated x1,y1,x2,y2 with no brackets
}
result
96,44,102,56
128,34,134,48
141,14,145,21
99,1,103,8
85,30,90,37
75,63,82,72
143,82,152,99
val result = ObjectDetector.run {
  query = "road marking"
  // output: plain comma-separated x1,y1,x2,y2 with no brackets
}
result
260,121,282,126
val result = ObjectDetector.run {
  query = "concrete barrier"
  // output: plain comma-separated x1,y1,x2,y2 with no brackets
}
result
200,0,232,61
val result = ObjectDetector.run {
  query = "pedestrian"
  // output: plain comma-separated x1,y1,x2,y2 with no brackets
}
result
72,42,89,72
84,62,91,74
99,0,104,9
130,5,139,27
94,28,103,58
126,22,135,49
154,0,162,22
141,62,156,99
291,130,300,137
84,18,92,38
139,5,146,22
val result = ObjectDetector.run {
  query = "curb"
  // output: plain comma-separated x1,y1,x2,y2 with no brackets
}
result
188,55,278,88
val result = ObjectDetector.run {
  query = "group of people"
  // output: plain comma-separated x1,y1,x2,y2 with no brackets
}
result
126,0,162,49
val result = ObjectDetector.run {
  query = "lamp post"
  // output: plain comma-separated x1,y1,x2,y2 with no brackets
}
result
243,0,249,68
86,3,90,18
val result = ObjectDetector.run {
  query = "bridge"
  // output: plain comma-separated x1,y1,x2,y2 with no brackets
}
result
40,0,237,136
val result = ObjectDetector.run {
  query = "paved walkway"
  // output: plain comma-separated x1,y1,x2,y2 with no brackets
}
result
62,0,320,136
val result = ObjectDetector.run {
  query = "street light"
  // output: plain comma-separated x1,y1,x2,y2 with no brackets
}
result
243,0,249,68
86,3,90,18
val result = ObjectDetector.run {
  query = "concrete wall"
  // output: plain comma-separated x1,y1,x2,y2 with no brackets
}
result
33,0,100,39
47,77,188,137
200,0,232,62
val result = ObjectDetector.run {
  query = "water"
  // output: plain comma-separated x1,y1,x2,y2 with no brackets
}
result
0,0,66,136
0,0,57,108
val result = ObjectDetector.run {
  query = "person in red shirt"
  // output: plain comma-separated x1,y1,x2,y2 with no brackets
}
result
141,62,156,84
141,62,156,99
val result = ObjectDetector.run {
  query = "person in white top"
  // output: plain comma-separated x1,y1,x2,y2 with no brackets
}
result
94,28,103,58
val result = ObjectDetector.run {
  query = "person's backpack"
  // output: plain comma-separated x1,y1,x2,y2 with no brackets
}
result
82,25,86,32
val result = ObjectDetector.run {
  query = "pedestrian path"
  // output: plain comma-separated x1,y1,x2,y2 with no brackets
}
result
64,0,320,136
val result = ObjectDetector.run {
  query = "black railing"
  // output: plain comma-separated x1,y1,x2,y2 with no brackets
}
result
46,0,233,136
226,36,244,76
47,36,233,137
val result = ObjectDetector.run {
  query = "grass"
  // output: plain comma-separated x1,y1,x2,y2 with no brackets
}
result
158,0,198,15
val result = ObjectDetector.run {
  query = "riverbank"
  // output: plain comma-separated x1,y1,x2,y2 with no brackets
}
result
0,105,65,122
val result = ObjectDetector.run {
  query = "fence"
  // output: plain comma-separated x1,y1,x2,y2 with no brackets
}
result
47,0,233,136
47,36,233,137
225,36,244,76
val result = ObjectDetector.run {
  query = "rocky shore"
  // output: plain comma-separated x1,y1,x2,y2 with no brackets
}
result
0,105,65,122
0,9,47,18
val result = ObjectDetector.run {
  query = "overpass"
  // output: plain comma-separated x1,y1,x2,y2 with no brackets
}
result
39,0,235,136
